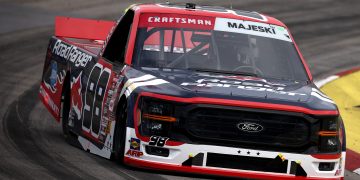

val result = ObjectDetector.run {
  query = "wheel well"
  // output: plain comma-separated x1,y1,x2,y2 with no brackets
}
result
116,95,127,122
61,72,71,120
112,95,127,160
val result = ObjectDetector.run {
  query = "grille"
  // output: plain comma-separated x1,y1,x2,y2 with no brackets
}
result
186,107,310,149
206,153,288,173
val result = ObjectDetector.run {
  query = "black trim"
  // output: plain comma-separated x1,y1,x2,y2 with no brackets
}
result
206,153,288,173
290,161,307,177
181,104,319,153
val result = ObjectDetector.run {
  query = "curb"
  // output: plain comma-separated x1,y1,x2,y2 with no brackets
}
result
347,149,360,174
314,66,360,175
315,67,360,88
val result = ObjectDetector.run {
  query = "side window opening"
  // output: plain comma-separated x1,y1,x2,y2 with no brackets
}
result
103,10,134,63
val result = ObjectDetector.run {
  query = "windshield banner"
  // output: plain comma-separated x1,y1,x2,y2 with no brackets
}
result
214,18,292,42
139,13,215,30
139,14,292,42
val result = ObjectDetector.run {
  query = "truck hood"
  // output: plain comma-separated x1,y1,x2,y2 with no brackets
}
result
129,67,337,111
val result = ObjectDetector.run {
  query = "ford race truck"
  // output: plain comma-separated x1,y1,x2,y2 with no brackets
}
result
39,3,346,179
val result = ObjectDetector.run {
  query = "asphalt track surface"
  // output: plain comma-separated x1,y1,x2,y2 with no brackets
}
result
0,0,360,179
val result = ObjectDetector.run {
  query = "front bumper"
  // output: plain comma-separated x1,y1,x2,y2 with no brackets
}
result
124,157,343,180
124,128,345,179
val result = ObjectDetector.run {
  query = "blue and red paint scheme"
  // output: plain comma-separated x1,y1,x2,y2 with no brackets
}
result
39,3,345,179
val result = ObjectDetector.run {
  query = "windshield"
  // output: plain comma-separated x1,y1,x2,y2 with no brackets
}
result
132,14,309,82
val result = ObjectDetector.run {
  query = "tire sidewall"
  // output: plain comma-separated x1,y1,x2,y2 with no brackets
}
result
113,102,127,163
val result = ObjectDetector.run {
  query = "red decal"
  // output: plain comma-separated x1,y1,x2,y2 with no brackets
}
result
139,13,215,30
71,73,83,120
39,84,60,119
311,153,341,159
126,150,144,157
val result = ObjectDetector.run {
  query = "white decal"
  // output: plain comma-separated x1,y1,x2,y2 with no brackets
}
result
78,136,111,159
125,79,169,97
82,64,111,139
119,74,169,98
148,16,212,26
53,40,93,67
123,74,156,88
214,18,292,42
181,78,307,97
311,88,335,104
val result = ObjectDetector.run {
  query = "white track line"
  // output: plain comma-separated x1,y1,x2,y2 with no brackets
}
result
314,75,339,88
354,168,360,175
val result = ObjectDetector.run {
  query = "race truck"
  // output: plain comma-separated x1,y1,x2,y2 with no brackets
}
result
39,3,346,179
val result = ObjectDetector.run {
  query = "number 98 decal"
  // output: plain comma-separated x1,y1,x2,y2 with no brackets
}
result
82,63,111,138
149,136,169,147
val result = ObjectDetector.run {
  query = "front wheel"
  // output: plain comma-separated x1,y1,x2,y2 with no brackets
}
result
112,101,127,163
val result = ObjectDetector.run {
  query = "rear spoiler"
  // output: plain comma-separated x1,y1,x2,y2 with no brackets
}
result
55,16,115,40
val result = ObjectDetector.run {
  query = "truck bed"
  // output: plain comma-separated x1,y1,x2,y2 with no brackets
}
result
58,37,104,55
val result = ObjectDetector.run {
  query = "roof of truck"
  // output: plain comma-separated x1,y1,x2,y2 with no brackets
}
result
132,3,286,27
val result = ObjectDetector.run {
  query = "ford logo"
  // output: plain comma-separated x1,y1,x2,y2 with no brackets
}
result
237,122,264,132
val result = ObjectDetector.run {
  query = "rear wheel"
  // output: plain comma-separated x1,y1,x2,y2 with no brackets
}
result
113,100,127,163
61,76,72,142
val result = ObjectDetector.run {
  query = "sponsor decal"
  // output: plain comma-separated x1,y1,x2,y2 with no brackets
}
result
105,120,112,134
197,73,287,86
43,67,66,94
49,61,58,89
237,122,264,132
130,138,141,151
126,138,143,157
109,73,124,112
181,78,307,96
139,13,215,30
335,157,343,176
214,18,292,42
126,149,144,157
39,85,60,116
148,16,212,26
228,22,276,34
52,40,93,67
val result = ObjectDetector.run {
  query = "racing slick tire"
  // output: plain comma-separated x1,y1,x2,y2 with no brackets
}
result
61,75,75,144
112,97,127,163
